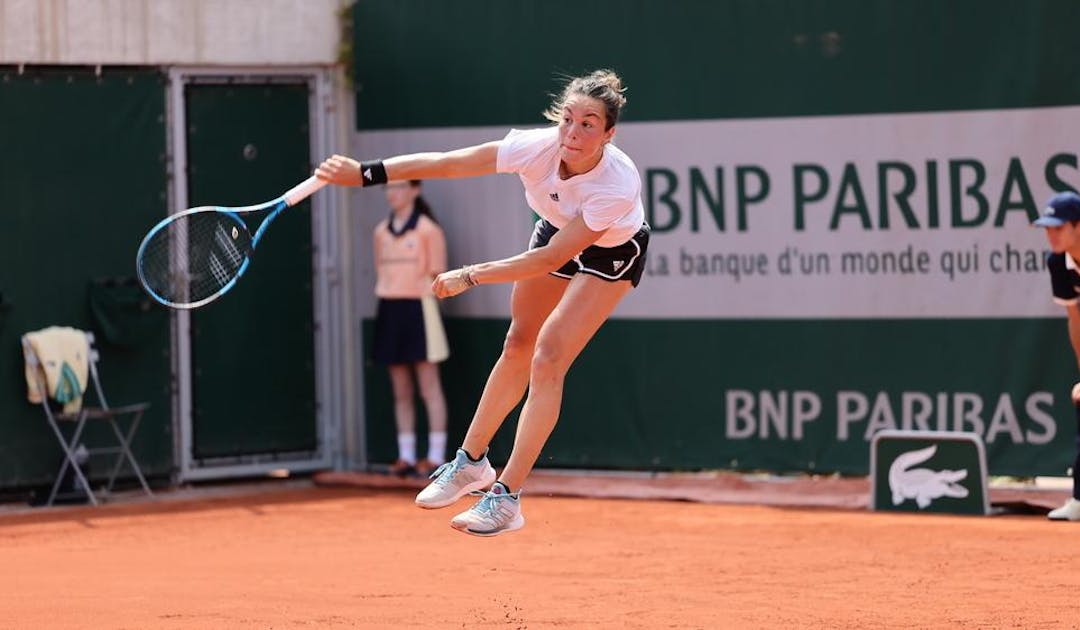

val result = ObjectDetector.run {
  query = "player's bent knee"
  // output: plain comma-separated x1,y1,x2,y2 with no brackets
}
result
529,343,570,382
501,328,537,360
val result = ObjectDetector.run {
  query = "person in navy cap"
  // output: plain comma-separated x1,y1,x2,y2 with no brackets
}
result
1033,191,1080,520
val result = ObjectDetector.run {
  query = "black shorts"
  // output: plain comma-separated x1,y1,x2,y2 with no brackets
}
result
371,297,450,366
529,219,650,287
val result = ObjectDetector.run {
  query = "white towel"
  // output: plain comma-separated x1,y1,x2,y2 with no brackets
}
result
23,326,90,414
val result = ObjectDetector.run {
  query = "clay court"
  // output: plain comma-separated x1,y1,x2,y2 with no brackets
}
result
0,474,1073,629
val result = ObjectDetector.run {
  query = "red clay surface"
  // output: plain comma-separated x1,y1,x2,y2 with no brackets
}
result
0,478,1073,629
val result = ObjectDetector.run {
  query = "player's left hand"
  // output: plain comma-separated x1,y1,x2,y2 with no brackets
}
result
1071,381,1080,405
432,268,473,299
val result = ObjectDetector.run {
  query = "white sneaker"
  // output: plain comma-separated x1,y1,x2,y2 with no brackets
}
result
414,448,496,509
450,482,525,537
1048,498,1080,521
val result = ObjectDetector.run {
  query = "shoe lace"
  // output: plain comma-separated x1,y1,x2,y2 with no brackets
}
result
466,487,520,522
429,460,459,486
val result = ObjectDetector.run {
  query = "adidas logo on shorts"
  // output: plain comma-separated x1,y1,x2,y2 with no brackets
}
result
612,260,624,271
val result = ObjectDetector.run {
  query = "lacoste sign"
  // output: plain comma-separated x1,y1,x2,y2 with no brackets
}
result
870,430,989,515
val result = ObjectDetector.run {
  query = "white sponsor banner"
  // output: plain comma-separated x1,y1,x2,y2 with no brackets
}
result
352,106,1078,319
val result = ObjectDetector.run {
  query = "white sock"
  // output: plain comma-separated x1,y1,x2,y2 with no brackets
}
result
427,431,447,463
397,433,416,464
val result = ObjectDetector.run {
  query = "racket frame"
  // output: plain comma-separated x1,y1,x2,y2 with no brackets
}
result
136,176,326,309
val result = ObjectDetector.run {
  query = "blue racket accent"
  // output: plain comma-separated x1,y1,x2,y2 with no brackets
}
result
251,200,288,248
135,176,326,309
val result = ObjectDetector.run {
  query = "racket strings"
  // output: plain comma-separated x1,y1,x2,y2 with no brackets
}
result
214,223,245,267
139,211,252,307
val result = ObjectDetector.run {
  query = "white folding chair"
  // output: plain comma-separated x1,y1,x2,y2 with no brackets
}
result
23,330,154,506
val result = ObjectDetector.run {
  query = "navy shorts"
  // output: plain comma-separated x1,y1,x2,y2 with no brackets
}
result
371,297,449,366
529,219,650,287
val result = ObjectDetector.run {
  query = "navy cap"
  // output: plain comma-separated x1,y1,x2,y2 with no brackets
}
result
1033,191,1080,227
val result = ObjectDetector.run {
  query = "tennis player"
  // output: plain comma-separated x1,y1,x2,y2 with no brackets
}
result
316,69,648,536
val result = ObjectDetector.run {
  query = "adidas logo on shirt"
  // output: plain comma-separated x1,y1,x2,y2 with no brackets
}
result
549,192,559,202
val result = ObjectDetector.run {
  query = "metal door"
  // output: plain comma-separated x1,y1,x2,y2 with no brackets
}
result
184,81,318,463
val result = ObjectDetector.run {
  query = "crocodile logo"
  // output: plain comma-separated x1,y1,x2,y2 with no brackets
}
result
889,444,969,509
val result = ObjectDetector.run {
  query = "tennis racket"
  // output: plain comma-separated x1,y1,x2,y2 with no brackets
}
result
136,175,327,309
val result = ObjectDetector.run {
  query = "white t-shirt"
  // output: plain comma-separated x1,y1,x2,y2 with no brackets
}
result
496,126,645,248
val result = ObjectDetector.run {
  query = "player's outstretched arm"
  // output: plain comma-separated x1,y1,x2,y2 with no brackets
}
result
432,215,604,298
315,141,500,187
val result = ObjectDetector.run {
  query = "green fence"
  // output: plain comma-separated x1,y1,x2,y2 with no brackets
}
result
0,67,172,490
353,0,1080,129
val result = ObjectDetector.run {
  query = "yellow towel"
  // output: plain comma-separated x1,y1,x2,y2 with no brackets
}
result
22,326,90,414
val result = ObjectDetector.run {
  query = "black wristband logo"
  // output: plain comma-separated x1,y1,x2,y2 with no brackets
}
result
360,160,388,186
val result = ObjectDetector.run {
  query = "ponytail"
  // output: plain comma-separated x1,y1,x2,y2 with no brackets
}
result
413,194,437,224
409,179,437,224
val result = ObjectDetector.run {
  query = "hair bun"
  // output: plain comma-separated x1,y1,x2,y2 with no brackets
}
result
591,69,626,100
543,68,628,128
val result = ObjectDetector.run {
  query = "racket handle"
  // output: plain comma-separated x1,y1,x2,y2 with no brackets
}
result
283,176,329,207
